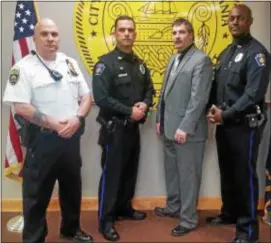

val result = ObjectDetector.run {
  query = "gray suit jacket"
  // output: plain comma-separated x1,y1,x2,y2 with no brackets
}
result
156,46,213,142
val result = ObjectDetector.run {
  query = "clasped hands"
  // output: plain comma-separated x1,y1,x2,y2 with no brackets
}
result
52,102,148,138
53,116,81,138
206,105,223,124
131,102,148,121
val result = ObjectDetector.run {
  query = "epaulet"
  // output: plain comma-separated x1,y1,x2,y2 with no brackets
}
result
134,54,144,64
138,57,145,64
218,45,231,58
97,52,110,62
250,37,269,53
224,43,232,51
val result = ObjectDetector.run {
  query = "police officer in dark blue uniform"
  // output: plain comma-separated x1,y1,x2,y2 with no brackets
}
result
206,4,270,243
92,16,154,242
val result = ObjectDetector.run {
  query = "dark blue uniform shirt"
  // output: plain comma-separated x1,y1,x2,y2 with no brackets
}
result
210,34,270,122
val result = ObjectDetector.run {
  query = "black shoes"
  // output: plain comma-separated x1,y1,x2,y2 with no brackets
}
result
262,213,271,226
206,215,236,225
232,236,259,243
154,207,179,218
117,209,147,220
60,229,93,243
99,227,120,242
171,225,192,236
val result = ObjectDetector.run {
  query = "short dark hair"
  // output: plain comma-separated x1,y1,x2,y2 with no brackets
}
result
114,15,136,30
172,17,194,37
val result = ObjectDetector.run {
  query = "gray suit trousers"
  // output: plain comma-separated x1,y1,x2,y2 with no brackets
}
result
163,135,205,229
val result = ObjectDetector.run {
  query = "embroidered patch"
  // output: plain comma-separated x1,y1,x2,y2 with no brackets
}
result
255,53,265,67
9,68,20,85
94,63,105,76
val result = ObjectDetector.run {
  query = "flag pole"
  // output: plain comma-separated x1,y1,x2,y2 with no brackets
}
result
6,173,24,232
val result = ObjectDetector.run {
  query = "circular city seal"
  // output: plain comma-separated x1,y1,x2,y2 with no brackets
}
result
73,1,240,109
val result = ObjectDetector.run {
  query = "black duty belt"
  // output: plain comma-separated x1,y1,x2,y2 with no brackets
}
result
29,124,54,134
96,116,137,130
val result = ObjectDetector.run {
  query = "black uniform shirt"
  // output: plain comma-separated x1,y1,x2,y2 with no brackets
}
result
92,48,154,120
210,34,270,121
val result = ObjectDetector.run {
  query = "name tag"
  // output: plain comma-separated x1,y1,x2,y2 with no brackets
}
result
118,73,128,77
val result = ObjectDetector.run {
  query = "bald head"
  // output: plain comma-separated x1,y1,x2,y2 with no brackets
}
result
231,4,252,20
228,4,253,38
34,18,58,37
33,18,59,60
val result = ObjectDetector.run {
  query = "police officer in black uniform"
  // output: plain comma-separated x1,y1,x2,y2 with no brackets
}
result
206,4,270,243
92,16,154,242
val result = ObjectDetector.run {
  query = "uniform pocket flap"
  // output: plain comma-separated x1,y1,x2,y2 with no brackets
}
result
115,76,131,85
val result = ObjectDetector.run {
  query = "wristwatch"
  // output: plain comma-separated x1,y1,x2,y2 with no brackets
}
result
76,114,85,125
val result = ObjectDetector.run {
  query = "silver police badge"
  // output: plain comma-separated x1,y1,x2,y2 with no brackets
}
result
234,53,243,62
139,64,145,75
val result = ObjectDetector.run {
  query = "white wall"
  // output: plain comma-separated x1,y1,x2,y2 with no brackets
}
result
1,1,270,200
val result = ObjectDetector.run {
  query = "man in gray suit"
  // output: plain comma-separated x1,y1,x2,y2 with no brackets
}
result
154,18,213,236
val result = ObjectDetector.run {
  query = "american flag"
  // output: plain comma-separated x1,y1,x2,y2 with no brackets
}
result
4,1,38,180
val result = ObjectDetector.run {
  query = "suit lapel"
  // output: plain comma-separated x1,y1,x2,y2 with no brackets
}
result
165,46,197,97
161,55,175,95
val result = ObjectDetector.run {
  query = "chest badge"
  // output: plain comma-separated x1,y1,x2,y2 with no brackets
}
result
139,64,145,75
66,59,78,76
234,53,243,63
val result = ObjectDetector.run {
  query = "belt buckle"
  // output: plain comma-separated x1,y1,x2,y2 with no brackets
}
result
41,127,53,133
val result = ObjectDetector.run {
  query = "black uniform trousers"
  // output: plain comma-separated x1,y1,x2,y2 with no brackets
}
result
22,128,82,243
264,131,271,214
216,122,265,240
98,121,140,231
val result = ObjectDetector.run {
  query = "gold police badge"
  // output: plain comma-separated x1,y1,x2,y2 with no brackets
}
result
255,53,266,67
73,1,241,109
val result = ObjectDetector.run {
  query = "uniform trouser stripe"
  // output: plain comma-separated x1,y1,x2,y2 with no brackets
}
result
248,130,255,238
266,170,271,180
99,145,108,221
264,169,271,214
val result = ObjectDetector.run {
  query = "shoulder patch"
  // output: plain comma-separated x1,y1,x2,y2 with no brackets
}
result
94,63,105,76
9,68,20,85
254,53,266,67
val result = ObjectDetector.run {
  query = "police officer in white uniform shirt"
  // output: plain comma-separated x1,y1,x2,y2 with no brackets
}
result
3,18,92,243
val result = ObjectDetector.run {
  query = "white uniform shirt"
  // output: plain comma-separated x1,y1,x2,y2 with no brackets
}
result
3,52,90,120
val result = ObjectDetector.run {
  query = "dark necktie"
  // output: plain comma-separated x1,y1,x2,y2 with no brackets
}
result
160,54,182,134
